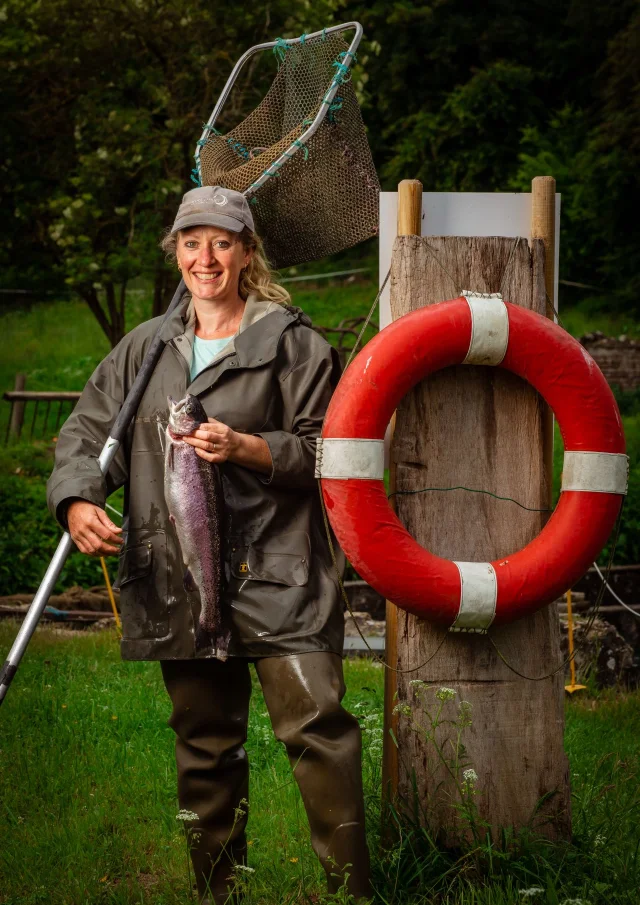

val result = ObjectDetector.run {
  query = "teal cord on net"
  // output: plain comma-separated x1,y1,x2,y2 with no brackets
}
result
388,485,552,514
331,60,352,84
293,139,309,160
327,96,343,123
190,166,201,186
273,36,289,64
226,138,250,160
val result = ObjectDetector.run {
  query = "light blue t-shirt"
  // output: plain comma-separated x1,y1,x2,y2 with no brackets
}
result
190,335,234,381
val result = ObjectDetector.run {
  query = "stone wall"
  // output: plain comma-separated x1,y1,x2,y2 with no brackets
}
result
581,332,640,391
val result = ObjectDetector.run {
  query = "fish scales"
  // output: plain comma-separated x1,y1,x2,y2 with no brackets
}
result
164,394,229,659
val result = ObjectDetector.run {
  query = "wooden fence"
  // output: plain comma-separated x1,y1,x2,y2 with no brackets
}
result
3,374,80,445
2,317,370,445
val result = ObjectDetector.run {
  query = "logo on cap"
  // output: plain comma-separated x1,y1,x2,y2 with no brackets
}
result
213,193,228,206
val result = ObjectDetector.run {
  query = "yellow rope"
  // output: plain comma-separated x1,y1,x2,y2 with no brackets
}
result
100,557,122,634
565,588,586,693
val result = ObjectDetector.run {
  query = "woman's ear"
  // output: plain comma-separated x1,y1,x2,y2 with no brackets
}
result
244,247,255,269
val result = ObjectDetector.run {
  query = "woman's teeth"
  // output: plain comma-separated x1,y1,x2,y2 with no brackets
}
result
195,273,221,282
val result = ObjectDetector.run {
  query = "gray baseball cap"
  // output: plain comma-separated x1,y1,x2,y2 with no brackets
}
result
170,185,255,235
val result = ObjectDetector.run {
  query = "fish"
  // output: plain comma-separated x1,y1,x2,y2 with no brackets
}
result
164,393,229,660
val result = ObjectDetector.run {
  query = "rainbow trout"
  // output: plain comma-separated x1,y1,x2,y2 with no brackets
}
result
164,394,229,659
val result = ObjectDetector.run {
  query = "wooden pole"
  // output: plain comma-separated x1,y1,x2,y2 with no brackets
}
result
388,234,571,841
382,181,423,803
531,176,557,508
397,180,423,237
531,176,556,304
8,374,26,440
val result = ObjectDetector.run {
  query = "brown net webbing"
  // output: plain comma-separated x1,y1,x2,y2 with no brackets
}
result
198,31,380,270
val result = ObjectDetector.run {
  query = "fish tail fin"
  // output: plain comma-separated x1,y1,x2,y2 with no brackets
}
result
215,630,231,662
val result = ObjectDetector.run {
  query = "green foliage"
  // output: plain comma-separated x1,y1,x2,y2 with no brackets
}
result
343,0,638,307
384,61,537,191
0,442,124,595
2,0,638,339
0,0,335,344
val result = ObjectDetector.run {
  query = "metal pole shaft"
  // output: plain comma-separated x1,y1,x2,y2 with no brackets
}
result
0,278,186,706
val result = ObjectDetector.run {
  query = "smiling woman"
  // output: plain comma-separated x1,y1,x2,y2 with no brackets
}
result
160,191,291,310
46,184,372,902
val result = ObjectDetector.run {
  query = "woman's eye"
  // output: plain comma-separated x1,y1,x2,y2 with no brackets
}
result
215,241,230,249
184,241,198,249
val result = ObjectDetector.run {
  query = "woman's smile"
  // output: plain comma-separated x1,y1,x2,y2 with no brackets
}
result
177,226,249,305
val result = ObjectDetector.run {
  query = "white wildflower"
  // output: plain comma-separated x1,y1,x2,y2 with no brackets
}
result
593,833,605,848
519,889,544,899
234,865,255,873
458,699,473,726
462,769,478,784
392,702,412,717
435,687,456,701
409,679,427,689
176,809,199,822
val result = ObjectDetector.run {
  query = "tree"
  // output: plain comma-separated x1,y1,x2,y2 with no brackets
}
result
340,0,638,306
0,0,334,346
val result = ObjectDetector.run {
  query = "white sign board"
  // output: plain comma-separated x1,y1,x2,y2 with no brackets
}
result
379,192,561,329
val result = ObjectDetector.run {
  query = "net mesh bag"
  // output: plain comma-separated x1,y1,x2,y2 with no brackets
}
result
198,31,380,270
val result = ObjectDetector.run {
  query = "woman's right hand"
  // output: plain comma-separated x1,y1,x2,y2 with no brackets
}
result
67,501,123,556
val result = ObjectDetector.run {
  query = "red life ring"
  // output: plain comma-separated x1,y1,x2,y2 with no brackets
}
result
316,294,628,631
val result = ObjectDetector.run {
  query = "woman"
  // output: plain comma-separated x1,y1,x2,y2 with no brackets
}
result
47,185,372,904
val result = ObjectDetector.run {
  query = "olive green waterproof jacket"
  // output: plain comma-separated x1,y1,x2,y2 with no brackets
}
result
46,293,346,660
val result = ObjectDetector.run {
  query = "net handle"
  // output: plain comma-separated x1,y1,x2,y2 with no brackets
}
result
193,21,364,193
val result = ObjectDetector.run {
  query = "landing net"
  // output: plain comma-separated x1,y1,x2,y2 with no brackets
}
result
196,28,380,270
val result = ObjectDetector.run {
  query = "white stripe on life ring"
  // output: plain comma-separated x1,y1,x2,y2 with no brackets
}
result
561,451,629,495
315,438,385,480
462,294,509,366
450,561,498,632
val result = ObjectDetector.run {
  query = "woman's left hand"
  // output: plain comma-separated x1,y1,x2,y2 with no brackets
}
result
184,417,273,475
183,418,239,463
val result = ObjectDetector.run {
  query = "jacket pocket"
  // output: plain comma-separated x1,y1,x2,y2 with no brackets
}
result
115,533,170,639
229,531,310,587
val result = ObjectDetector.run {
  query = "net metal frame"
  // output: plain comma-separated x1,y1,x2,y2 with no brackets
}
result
194,22,363,193
193,22,379,269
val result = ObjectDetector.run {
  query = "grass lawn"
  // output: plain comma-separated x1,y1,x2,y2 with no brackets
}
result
0,624,638,905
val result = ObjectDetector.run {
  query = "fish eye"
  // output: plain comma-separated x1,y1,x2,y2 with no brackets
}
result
185,404,193,414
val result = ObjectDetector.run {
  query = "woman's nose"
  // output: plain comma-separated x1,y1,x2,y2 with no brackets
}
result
196,245,217,266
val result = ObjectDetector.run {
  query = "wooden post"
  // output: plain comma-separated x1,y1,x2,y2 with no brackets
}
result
531,176,557,507
397,180,423,237
8,374,26,440
531,176,556,303
382,181,422,801
387,234,571,840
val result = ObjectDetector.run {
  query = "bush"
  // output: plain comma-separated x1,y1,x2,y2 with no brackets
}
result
0,442,119,595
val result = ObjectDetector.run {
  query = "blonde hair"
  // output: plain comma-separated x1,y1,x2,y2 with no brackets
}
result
160,226,291,305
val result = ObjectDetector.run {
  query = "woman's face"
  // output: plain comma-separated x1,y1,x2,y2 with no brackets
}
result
176,226,253,303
